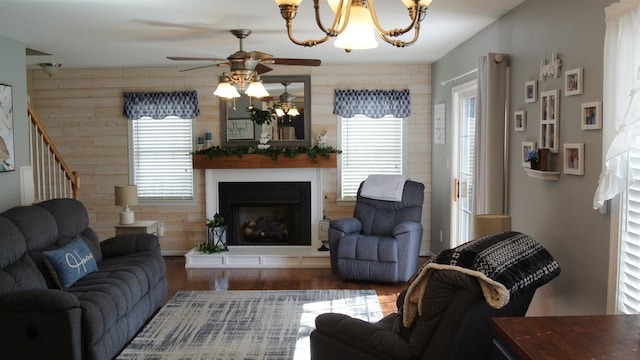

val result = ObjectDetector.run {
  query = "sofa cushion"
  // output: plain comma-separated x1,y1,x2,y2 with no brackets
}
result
43,236,98,289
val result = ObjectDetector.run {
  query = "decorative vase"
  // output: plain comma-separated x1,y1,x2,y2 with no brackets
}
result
207,225,229,252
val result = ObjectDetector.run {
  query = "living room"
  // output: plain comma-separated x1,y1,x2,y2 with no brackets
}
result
0,0,628,352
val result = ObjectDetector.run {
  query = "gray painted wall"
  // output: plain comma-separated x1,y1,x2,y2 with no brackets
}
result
0,36,28,212
432,0,614,316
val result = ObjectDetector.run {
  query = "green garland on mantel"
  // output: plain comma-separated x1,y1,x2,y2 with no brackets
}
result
193,145,341,162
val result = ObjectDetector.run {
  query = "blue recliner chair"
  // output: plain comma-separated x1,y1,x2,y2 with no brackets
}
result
329,179,425,282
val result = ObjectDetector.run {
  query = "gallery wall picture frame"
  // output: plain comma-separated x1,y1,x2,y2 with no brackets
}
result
0,83,15,173
522,141,537,167
540,89,560,153
525,80,537,103
563,143,585,175
514,110,526,132
581,101,602,130
565,68,583,96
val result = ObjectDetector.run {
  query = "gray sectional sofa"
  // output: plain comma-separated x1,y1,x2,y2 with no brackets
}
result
0,198,168,360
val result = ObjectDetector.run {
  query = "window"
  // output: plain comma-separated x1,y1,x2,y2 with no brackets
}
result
617,148,640,313
129,116,195,202
338,114,404,200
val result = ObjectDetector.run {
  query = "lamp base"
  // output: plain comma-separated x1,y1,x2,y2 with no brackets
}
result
119,206,135,225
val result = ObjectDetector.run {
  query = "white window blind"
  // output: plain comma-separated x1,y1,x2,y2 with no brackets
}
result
131,116,194,200
618,148,640,313
339,115,403,199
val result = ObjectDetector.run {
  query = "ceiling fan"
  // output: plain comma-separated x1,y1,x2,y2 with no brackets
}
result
168,29,320,98
167,29,321,74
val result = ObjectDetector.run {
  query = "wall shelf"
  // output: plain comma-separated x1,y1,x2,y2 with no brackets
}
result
524,168,560,180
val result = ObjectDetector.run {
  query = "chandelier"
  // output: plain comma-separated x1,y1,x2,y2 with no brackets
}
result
274,0,432,52
275,83,300,117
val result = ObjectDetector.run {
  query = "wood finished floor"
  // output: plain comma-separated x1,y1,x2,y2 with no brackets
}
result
163,256,425,316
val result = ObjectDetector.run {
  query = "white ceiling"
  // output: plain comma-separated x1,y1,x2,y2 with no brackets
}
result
0,0,524,70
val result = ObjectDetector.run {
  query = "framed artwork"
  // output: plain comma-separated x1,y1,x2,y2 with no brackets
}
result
563,143,584,175
540,90,560,153
522,141,536,167
433,103,446,144
581,101,602,130
565,68,583,96
525,80,537,103
514,110,526,132
0,83,14,172
226,119,255,140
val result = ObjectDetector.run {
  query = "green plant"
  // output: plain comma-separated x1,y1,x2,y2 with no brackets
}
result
247,105,276,125
196,242,222,254
206,213,225,227
194,145,341,163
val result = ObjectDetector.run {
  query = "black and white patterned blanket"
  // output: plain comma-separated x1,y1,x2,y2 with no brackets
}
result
403,231,560,327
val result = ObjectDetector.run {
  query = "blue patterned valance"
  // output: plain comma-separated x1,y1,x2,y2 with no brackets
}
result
333,89,411,118
123,90,200,120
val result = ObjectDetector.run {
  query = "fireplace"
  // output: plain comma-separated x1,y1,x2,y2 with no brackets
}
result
219,182,311,246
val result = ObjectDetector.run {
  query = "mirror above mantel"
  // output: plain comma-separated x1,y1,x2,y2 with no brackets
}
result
220,75,311,147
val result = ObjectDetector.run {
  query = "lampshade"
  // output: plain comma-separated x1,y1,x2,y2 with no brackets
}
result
245,81,270,98
401,0,433,7
213,82,241,99
287,105,300,117
115,185,137,225
333,4,379,50
473,214,511,239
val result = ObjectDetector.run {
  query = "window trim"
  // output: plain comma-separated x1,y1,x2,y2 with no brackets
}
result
337,114,407,202
127,117,198,206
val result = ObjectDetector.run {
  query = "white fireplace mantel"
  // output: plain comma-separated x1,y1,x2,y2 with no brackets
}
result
186,168,330,268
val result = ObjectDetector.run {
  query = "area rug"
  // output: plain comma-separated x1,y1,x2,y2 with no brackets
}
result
118,289,382,360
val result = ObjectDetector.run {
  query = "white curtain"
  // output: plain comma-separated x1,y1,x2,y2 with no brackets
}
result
593,0,640,209
473,53,510,215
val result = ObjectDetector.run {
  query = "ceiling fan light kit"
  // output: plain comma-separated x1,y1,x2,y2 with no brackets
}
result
168,29,321,99
274,0,432,52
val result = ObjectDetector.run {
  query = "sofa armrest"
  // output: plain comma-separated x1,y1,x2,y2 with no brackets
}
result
330,217,363,235
0,288,80,312
0,289,83,360
393,221,422,237
312,313,412,360
100,233,160,258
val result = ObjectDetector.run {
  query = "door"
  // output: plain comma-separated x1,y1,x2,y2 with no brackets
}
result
451,81,477,247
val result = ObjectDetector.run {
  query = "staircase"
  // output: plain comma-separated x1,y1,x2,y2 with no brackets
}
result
28,103,79,201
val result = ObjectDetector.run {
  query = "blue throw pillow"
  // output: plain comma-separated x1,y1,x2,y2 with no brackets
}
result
43,236,98,289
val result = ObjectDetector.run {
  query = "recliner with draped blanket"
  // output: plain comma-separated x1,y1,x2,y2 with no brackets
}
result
329,179,425,282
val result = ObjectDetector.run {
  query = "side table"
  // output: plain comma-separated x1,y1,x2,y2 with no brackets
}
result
115,220,158,236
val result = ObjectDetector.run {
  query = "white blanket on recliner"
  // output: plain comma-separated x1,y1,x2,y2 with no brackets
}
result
360,175,408,201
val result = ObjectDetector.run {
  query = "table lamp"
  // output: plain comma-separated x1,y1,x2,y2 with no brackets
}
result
473,214,511,239
115,185,138,225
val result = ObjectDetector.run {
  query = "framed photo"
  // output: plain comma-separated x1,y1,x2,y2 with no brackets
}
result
514,110,526,132
522,141,536,167
563,143,584,175
226,119,255,140
540,90,560,153
581,101,602,130
0,83,15,172
565,68,583,96
525,80,537,103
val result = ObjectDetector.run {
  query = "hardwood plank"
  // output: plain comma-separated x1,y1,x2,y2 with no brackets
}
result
192,153,337,169
164,256,416,316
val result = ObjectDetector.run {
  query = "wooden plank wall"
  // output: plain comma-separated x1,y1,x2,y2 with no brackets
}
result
29,64,432,254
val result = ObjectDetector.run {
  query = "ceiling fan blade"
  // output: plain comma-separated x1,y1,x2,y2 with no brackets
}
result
271,58,322,66
179,64,219,72
246,51,273,61
167,56,227,62
256,63,273,75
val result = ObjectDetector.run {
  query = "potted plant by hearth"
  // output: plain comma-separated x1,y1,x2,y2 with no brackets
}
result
197,213,228,253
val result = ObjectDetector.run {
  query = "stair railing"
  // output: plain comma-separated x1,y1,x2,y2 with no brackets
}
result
28,103,79,201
